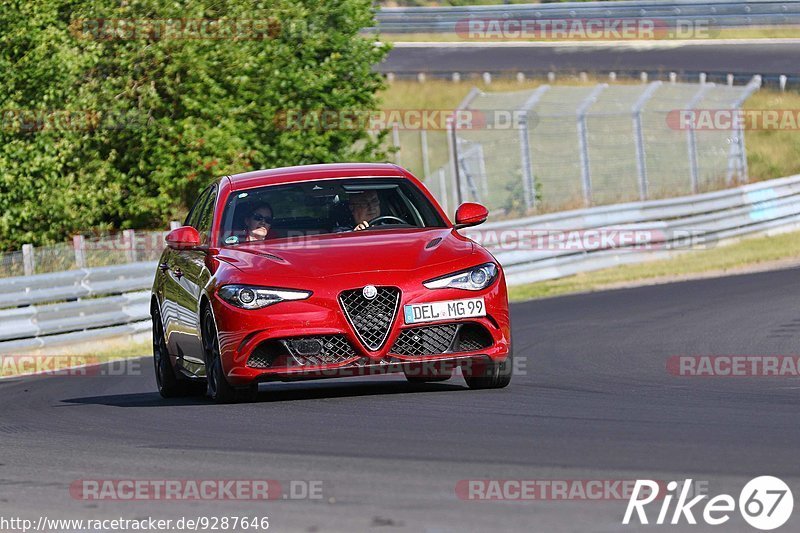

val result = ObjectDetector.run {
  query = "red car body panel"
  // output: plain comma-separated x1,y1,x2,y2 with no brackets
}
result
152,163,510,387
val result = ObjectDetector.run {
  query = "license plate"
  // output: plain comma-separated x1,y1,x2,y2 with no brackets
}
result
404,298,485,324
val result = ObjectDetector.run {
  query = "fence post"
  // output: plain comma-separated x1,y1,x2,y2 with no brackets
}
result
518,85,550,209
446,119,462,209
392,123,402,166
576,84,607,206
73,235,86,269
448,88,482,209
123,229,137,263
727,75,762,184
631,81,662,201
685,83,713,193
170,220,181,230
22,244,34,276
420,129,431,179
438,168,449,214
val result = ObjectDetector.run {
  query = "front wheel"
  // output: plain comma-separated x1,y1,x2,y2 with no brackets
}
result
463,352,513,390
202,307,258,403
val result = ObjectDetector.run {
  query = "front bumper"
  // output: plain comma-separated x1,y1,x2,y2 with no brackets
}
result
211,272,511,386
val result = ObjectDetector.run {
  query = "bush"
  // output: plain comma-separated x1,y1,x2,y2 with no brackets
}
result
0,0,390,249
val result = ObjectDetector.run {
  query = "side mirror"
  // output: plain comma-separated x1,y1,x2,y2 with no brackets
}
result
454,202,489,229
165,226,201,250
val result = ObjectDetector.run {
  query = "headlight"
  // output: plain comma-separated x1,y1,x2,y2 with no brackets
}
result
423,263,498,291
218,285,312,309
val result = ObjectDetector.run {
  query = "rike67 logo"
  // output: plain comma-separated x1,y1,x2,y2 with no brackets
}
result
624,477,793,530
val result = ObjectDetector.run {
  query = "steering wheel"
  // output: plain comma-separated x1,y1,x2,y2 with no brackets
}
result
367,215,409,226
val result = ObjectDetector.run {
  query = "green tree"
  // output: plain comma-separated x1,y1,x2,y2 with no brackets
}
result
0,0,390,249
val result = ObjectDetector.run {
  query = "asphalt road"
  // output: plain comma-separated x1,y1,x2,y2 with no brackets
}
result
381,41,800,77
3,267,800,531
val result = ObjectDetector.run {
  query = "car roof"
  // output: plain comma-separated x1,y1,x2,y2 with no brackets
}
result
227,163,408,191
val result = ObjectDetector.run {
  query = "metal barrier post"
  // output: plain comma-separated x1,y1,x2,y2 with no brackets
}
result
576,84,607,206
123,229,137,263
22,244,34,276
632,82,662,201
392,123,401,166
420,129,431,179
727,75,762,184
518,85,550,209
73,235,86,269
438,168,449,214
686,83,713,193
476,143,488,197
449,88,481,208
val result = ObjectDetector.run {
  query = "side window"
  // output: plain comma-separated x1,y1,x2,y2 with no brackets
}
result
197,185,218,245
185,187,211,229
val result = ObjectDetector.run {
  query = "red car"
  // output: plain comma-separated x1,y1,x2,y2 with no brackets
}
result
151,163,512,402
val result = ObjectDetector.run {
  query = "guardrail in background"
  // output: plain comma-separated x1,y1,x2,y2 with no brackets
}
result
375,1,800,33
0,262,156,353
2,173,800,352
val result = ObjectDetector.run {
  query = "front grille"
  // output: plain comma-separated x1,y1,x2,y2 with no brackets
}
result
390,322,494,356
390,324,458,356
247,334,357,368
339,287,400,351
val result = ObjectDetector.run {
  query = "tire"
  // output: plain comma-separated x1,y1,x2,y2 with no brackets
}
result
463,351,513,390
152,305,190,398
202,307,258,403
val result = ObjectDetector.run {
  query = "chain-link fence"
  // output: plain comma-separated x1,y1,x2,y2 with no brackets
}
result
393,78,761,217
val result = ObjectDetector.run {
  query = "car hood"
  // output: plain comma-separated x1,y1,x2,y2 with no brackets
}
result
216,228,476,280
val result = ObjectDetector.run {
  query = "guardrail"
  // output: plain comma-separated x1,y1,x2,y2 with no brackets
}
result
2,173,800,352
375,1,800,33
477,173,800,285
0,263,155,353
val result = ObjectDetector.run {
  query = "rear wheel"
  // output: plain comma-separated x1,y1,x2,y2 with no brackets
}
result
152,305,190,398
202,307,258,403
463,352,513,390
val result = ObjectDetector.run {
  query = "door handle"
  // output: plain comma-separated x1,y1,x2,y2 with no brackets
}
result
159,262,170,272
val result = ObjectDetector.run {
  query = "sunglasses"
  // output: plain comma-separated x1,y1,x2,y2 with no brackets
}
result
251,213,273,224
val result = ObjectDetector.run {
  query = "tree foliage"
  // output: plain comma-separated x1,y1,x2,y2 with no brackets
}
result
0,0,390,249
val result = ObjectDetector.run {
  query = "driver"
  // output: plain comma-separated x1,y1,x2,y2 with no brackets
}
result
348,190,381,231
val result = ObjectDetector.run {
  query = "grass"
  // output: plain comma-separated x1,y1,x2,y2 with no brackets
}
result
0,335,149,378
507,228,800,302
743,90,800,182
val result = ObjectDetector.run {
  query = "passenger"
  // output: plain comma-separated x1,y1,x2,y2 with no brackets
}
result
243,203,274,241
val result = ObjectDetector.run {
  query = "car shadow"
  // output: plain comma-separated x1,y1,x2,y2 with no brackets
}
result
60,377,470,407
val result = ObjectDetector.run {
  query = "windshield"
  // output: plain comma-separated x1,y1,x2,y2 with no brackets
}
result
219,177,446,246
